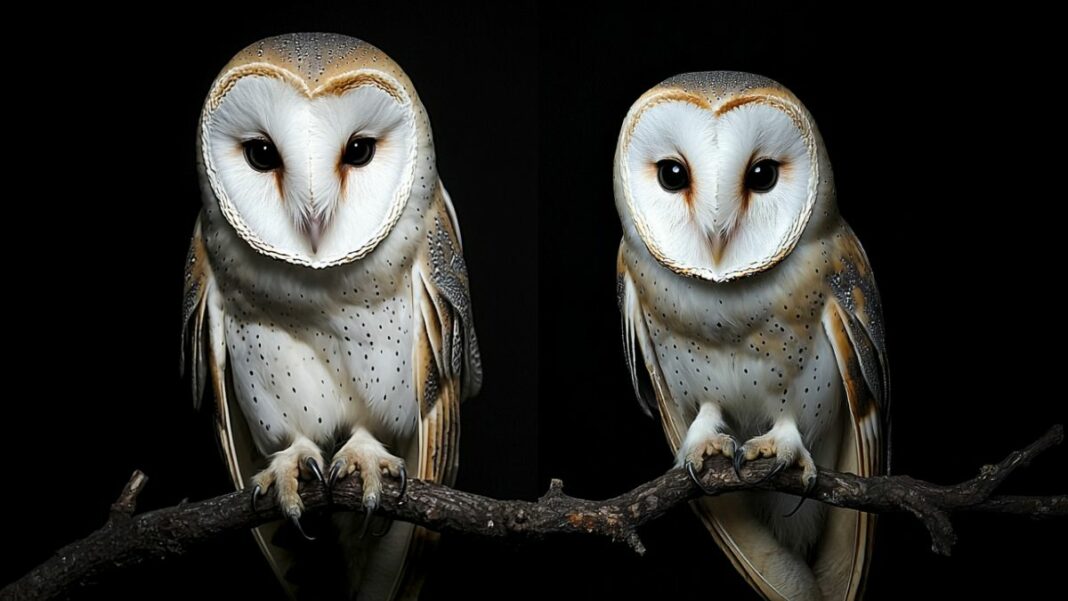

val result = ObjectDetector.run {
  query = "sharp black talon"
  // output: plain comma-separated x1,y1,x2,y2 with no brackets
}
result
685,459,700,485
686,460,714,494
357,509,374,539
358,495,379,539
250,485,261,512
784,495,808,518
289,515,316,541
398,465,408,500
370,517,393,537
306,457,324,484
724,437,739,459
732,451,747,479
785,472,817,517
328,461,343,487
758,461,788,484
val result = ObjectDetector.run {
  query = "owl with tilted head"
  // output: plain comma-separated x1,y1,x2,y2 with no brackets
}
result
615,71,889,600
182,33,481,600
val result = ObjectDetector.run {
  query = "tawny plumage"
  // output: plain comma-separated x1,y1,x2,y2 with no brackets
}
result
615,71,888,601
181,33,481,600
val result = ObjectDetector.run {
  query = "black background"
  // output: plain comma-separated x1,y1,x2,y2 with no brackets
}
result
538,6,1067,600
5,4,1065,600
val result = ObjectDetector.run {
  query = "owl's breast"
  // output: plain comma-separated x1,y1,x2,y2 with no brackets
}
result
627,237,844,447
214,246,420,455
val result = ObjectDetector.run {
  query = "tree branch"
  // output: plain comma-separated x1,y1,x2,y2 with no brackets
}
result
4,425,1064,601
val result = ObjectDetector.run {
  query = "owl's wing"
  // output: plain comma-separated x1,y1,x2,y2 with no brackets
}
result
182,213,259,490
181,214,293,591
377,183,481,600
181,216,209,409
413,183,482,485
618,243,687,434
822,225,889,472
813,226,889,601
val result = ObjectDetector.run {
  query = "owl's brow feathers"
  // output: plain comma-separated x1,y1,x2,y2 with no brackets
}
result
208,66,407,111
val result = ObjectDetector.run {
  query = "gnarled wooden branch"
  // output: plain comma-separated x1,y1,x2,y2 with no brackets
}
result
4,425,1065,601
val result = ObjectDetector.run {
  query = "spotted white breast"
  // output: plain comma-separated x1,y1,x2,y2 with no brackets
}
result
182,33,481,601
615,71,889,601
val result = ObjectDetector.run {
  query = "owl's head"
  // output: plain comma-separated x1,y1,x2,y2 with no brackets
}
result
614,71,834,283
198,33,432,268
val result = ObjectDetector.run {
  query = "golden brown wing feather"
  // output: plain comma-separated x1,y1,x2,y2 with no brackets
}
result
815,225,888,601
181,216,209,408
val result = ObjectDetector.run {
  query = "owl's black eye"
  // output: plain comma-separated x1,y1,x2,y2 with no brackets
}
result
656,159,689,191
343,137,376,167
745,158,779,192
243,138,282,172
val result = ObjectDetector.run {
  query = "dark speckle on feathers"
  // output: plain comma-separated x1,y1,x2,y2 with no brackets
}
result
427,215,482,397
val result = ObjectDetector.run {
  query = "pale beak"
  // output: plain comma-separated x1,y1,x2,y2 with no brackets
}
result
304,215,324,254
710,233,727,265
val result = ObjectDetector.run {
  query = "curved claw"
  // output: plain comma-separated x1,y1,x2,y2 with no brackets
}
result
289,515,316,541
732,451,747,479
723,436,739,460
685,460,700,486
757,460,788,484
328,461,343,487
357,494,380,539
305,457,325,484
357,511,374,539
397,465,408,500
784,495,808,517
687,461,704,493
250,485,262,512
685,460,715,495
369,517,394,537
785,470,818,516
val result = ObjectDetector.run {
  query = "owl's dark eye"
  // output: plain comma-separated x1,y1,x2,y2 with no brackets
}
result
242,138,282,172
656,159,689,191
745,158,779,192
343,137,376,167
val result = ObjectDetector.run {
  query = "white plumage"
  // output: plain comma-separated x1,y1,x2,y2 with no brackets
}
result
615,71,889,601
183,33,480,600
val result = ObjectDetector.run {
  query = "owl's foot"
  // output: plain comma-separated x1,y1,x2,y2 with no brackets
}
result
328,428,407,532
678,403,738,491
735,421,817,491
249,437,325,541
680,432,738,467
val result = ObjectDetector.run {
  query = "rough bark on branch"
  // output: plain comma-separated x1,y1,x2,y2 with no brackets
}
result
4,426,1064,601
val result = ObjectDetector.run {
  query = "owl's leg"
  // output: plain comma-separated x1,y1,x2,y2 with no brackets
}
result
327,427,406,531
679,402,739,488
736,419,817,491
249,435,325,540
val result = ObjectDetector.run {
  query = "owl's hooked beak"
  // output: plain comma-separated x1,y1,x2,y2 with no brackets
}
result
710,233,727,265
705,210,740,266
704,221,732,266
304,215,325,254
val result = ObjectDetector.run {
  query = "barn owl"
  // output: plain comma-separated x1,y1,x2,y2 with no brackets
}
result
615,72,888,601
181,33,481,599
